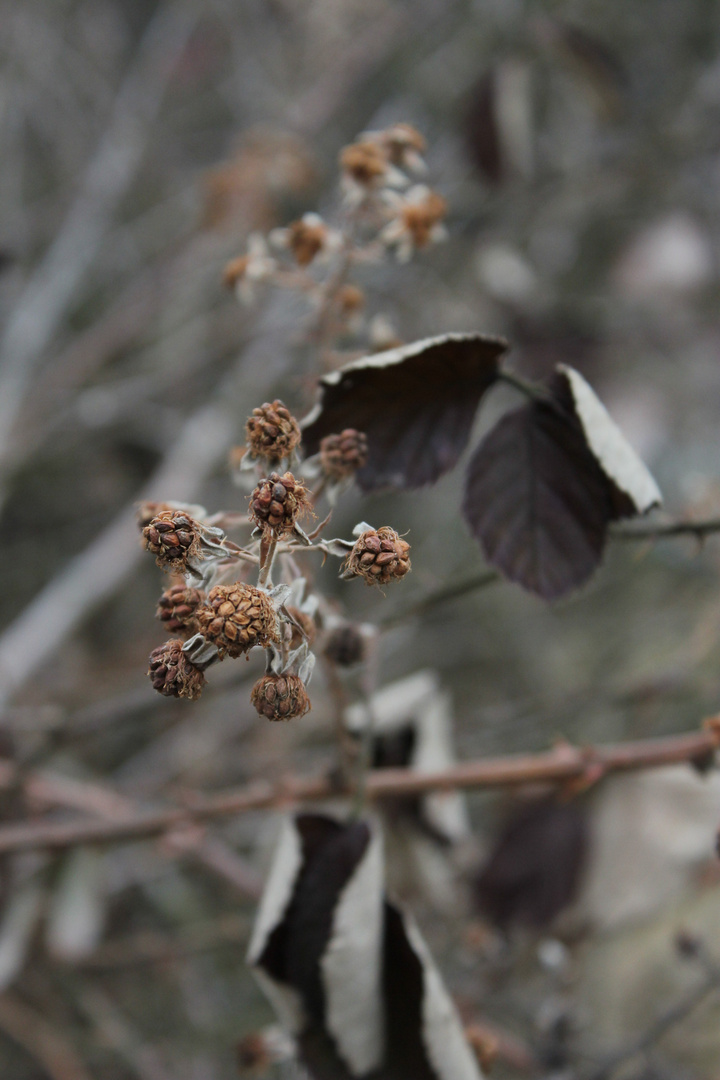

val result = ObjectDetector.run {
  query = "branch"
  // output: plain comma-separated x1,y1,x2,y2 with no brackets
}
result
0,722,715,855
611,516,720,542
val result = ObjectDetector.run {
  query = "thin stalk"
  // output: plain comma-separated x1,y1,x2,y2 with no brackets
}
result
257,536,278,588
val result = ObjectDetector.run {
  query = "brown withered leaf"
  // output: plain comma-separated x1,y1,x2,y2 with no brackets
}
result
301,333,509,491
462,365,661,599
476,797,589,930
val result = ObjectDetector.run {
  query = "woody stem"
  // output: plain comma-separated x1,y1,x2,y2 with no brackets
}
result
258,537,278,588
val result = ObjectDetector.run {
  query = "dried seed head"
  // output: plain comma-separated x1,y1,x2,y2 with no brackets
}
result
284,605,316,650
340,141,388,187
245,401,302,465
344,526,411,586
156,585,205,635
400,190,447,249
335,283,365,317
147,640,206,700
378,123,426,166
249,471,310,536
251,673,311,722
319,429,368,482
236,1032,270,1075
286,216,329,267
142,511,203,574
323,623,366,667
223,254,251,288
196,582,278,658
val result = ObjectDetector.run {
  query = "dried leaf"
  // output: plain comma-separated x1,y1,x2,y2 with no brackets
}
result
475,797,589,930
248,815,385,1077
462,366,661,599
302,334,508,491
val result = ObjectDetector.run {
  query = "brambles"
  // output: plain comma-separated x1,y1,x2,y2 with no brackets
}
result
245,400,301,466
319,428,368,482
196,583,278,658
147,640,206,700
343,526,411,586
156,585,205,635
249,471,310,537
142,510,203,573
251,673,310,721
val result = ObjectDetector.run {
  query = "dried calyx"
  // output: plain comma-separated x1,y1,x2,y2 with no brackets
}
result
250,472,310,537
343,526,411,586
251,673,311,721
245,400,301,465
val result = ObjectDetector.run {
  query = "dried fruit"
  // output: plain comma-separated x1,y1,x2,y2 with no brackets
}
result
339,141,388,187
197,582,278,658
156,585,205,635
323,623,366,667
246,401,301,465
250,472,310,536
286,216,328,267
319,429,368,482
142,511,203,574
147,640,205,700
251,673,311,721
344,526,411,586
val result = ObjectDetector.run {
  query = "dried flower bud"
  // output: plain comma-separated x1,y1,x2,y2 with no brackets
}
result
147,640,205,700
377,122,426,167
251,673,311,721
142,511,203,574
250,471,310,536
286,215,329,267
335,283,365,317
285,606,316,650
223,255,251,288
245,400,301,465
197,582,278,658
344,526,411,586
319,429,368,482
156,585,205,635
340,140,388,187
381,186,448,262
236,1032,270,1075
323,623,366,667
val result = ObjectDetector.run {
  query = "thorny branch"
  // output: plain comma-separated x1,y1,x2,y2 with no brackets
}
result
0,722,715,855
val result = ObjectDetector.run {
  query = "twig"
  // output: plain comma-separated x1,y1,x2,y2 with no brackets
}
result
611,516,720,542
584,948,720,1080
0,723,715,855
0,991,95,1080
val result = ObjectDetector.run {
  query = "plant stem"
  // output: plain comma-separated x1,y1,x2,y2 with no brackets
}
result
257,536,278,587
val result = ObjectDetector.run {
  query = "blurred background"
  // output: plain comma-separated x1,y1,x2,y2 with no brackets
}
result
2,0,720,1076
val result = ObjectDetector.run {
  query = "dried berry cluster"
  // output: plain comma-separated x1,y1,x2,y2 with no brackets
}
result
251,673,311,722
250,472,310,536
245,400,301,464
156,585,205,635
148,640,205,701
197,583,278,658
344,527,411,586
319,429,368,482
142,511,201,573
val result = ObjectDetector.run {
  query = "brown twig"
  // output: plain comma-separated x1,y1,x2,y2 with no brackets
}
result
0,723,715,855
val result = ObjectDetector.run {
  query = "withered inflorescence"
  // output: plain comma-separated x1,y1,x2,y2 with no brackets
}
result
245,400,302,465
142,511,203,574
251,673,311,722
344,526,411,586
197,583,278,658
147,640,206,701
250,472,310,536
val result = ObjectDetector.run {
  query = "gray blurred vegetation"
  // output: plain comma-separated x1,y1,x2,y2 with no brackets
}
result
2,0,720,1077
